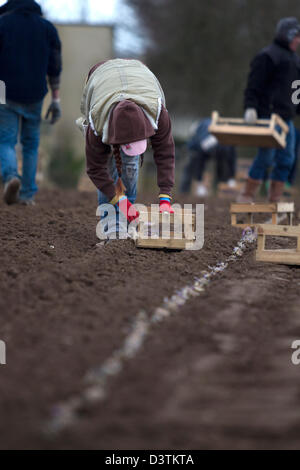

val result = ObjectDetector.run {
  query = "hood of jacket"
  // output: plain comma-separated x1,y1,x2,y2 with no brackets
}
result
275,17,300,48
0,0,42,16
108,100,155,145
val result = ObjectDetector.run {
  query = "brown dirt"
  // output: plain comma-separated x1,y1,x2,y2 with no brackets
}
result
0,189,300,449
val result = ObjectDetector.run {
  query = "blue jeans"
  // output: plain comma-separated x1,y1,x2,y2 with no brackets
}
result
249,120,296,182
98,151,140,235
0,100,43,200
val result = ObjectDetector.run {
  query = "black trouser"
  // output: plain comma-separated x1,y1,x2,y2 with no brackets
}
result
215,144,236,183
180,149,206,193
180,144,236,193
288,139,300,185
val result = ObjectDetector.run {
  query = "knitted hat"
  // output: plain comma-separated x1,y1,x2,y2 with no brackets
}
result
0,0,42,16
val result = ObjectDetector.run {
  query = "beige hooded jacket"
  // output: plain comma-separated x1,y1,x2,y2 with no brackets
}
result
77,58,166,143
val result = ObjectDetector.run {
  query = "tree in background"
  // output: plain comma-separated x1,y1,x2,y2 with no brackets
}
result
126,0,300,118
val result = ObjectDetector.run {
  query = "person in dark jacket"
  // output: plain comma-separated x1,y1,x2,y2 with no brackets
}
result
180,118,237,196
0,0,62,205
238,17,300,203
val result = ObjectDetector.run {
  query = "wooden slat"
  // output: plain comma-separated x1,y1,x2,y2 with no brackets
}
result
138,211,195,222
231,203,276,213
137,230,195,241
209,125,274,136
211,111,219,126
256,224,300,237
269,114,276,131
136,236,191,250
139,206,194,213
230,202,294,214
139,212,149,222
275,114,289,133
256,250,300,265
257,234,265,251
183,222,194,240
231,223,256,229
209,132,283,149
137,215,195,226
213,118,270,125
272,213,277,225
139,220,145,238
276,202,294,213
247,213,254,224
161,212,171,239
272,128,286,149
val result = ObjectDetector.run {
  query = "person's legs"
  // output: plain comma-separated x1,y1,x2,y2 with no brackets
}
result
0,103,20,183
237,146,276,202
121,152,140,203
227,147,237,181
97,155,119,236
269,121,296,202
97,156,116,205
97,151,140,237
97,151,140,204
180,150,199,193
249,147,276,180
215,145,229,183
288,151,298,185
271,121,296,182
288,128,300,185
216,145,237,183
19,101,43,201
195,149,210,181
194,149,210,196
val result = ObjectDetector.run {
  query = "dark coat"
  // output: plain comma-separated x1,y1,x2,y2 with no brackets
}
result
0,0,62,103
244,39,300,121
187,118,212,152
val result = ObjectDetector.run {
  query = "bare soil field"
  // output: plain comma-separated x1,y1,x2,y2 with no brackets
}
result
0,189,300,449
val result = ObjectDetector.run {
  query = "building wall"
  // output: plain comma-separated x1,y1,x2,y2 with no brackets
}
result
40,23,114,185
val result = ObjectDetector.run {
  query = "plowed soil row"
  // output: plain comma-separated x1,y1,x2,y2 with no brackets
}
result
0,189,299,449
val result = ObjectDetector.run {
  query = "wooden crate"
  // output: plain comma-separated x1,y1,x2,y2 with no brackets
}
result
230,202,294,229
135,206,195,250
256,224,300,265
208,111,289,149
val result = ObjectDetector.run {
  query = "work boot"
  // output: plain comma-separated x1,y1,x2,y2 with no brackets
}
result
269,180,284,202
3,177,20,205
236,177,261,203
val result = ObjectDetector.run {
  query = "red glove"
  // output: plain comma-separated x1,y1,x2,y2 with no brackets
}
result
159,194,174,213
115,196,139,223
